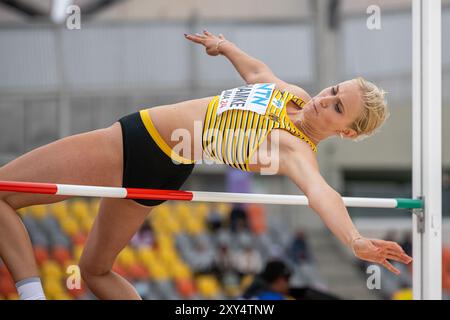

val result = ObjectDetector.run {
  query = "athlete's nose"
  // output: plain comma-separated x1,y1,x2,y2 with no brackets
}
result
316,97,328,108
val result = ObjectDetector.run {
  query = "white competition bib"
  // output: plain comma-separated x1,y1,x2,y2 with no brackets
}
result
216,83,276,116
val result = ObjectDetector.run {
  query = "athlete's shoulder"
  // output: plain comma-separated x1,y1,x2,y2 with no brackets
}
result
281,84,312,104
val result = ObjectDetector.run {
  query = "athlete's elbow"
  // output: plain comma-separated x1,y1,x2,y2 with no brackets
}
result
306,185,341,210
245,68,274,85
245,72,262,85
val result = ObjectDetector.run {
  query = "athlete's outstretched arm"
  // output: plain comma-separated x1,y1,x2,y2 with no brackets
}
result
280,144,412,274
185,30,311,99
185,30,281,86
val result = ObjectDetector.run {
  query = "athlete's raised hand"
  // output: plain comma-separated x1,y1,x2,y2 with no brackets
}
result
351,237,412,275
184,29,228,56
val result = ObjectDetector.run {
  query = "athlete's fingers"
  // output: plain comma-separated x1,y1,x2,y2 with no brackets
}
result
384,249,412,264
374,242,411,262
382,260,400,275
371,239,405,254
219,33,225,39
184,34,204,44
375,246,403,261
384,253,411,264
203,29,213,36
384,241,405,254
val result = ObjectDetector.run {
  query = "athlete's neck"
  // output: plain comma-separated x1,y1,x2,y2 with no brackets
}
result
291,113,326,147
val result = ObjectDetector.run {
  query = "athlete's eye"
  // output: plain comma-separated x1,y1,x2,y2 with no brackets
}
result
331,87,341,114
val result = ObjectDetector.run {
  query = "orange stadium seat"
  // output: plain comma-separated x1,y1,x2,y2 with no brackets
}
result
0,273,16,296
52,246,72,266
112,264,128,278
128,263,149,280
34,246,50,266
0,264,9,277
246,204,266,234
175,278,196,298
442,246,450,292
71,232,88,246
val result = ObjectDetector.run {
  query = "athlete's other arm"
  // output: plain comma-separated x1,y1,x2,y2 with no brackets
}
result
280,137,412,274
184,30,309,98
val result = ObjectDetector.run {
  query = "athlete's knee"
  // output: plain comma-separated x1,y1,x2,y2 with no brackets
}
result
79,253,111,279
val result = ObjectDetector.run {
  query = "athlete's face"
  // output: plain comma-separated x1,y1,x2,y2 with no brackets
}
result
303,79,363,138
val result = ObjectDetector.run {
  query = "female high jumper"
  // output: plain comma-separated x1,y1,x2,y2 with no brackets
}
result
0,30,412,300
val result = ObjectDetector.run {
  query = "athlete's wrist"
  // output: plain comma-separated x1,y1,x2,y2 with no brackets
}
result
349,234,364,255
216,39,232,55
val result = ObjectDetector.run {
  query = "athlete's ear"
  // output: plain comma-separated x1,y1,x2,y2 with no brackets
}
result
339,128,358,139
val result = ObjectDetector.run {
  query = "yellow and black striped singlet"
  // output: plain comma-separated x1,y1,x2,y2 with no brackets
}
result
202,83,318,171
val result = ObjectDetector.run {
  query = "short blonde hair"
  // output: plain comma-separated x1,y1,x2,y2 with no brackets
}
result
349,77,390,142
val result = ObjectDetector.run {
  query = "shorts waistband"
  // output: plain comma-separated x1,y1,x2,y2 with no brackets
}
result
139,109,195,165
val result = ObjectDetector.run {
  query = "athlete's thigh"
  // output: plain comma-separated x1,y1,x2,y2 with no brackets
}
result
80,197,155,274
0,122,123,210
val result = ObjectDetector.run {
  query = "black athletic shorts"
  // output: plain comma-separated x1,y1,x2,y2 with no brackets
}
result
118,111,195,207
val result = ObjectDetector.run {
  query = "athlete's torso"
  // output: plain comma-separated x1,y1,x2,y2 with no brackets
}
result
145,96,212,161
142,83,317,170
202,83,317,171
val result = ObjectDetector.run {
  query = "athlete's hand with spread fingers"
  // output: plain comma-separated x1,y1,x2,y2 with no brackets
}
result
184,29,228,56
351,237,413,275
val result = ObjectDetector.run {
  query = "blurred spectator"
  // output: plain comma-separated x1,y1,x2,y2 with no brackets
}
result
206,204,223,233
189,235,215,274
130,220,154,248
242,259,292,300
232,236,263,278
212,242,235,280
287,229,313,264
229,205,249,233
212,239,241,298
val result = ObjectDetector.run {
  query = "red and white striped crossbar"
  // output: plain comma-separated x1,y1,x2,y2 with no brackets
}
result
0,180,422,208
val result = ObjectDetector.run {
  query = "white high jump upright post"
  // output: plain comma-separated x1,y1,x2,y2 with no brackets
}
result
412,0,442,300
